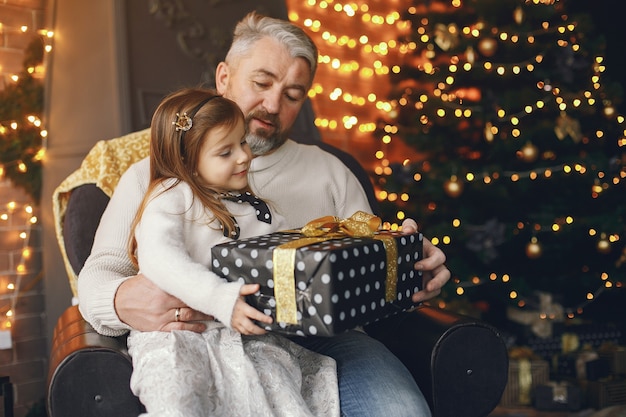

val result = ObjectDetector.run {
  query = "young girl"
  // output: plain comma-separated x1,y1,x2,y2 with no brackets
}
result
126,88,339,417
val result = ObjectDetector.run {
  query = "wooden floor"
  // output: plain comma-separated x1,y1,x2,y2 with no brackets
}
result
488,406,573,416
489,404,626,417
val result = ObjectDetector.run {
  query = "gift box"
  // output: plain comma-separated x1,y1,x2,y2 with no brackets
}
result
555,350,611,381
533,382,582,411
598,343,626,376
524,333,564,360
499,347,550,406
555,353,578,380
585,377,626,409
211,214,423,337
524,324,623,361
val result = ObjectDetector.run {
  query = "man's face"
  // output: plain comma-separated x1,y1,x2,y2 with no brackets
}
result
216,37,312,156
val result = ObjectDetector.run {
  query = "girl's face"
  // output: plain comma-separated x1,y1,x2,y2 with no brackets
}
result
196,117,251,191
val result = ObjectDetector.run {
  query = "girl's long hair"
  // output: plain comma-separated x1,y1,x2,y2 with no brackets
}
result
129,87,246,266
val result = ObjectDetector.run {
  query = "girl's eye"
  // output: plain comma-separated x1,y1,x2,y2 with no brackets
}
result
240,139,248,147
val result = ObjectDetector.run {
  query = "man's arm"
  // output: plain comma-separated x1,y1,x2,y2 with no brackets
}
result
77,159,210,335
76,160,148,336
114,275,209,332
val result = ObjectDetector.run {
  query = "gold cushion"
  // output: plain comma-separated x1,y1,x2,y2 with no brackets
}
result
52,128,150,296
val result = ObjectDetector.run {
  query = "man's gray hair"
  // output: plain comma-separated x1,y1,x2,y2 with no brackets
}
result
226,11,318,83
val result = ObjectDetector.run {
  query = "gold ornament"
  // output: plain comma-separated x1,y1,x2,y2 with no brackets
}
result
434,23,460,51
554,112,583,143
466,46,476,64
517,142,539,163
526,237,542,259
444,175,464,197
514,6,524,25
484,121,495,142
478,38,498,57
597,233,611,254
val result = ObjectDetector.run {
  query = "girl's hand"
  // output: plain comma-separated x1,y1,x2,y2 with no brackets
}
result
230,283,273,335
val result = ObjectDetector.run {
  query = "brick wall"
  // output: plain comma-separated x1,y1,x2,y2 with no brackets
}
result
1,1,48,415
0,0,46,86
0,179,46,417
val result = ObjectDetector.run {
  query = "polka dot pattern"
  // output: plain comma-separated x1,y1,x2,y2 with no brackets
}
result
211,231,423,337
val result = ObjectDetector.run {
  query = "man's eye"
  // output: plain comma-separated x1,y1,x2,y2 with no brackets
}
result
285,91,305,102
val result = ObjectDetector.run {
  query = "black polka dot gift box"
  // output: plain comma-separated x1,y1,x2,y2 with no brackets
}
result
211,212,423,337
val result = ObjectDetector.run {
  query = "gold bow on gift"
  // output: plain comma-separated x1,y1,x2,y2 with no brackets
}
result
273,211,398,325
301,211,382,237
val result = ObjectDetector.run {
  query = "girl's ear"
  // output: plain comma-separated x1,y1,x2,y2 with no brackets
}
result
215,62,229,95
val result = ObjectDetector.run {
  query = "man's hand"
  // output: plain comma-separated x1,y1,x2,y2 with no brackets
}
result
230,284,273,335
115,274,212,332
401,218,451,303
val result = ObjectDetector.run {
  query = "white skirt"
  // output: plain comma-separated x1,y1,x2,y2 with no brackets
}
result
127,321,339,417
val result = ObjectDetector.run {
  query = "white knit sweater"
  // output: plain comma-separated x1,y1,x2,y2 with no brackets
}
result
78,139,371,336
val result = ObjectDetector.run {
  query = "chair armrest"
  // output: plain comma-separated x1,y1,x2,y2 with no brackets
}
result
47,305,144,417
0,376,13,417
62,184,110,278
365,305,509,417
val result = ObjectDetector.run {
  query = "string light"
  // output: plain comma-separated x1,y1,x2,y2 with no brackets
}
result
0,201,41,330
288,1,413,144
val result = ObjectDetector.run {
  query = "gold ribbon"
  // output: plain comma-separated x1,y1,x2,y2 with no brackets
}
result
518,358,532,405
508,346,539,406
376,234,398,302
273,237,330,324
561,332,580,354
273,211,399,324
300,210,382,237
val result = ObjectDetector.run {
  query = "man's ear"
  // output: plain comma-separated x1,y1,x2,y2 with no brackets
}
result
215,62,229,94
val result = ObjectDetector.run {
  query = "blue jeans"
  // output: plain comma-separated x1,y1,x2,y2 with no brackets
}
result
292,330,432,417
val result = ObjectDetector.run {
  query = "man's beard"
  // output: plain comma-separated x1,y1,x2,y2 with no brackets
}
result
245,110,287,156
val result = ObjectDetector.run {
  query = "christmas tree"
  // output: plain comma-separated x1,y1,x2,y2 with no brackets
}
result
372,0,625,325
0,36,46,202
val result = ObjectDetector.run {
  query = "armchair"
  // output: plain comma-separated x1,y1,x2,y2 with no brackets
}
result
47,129,508,417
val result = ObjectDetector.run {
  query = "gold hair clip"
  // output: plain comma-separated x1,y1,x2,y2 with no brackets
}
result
173,112,193,132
